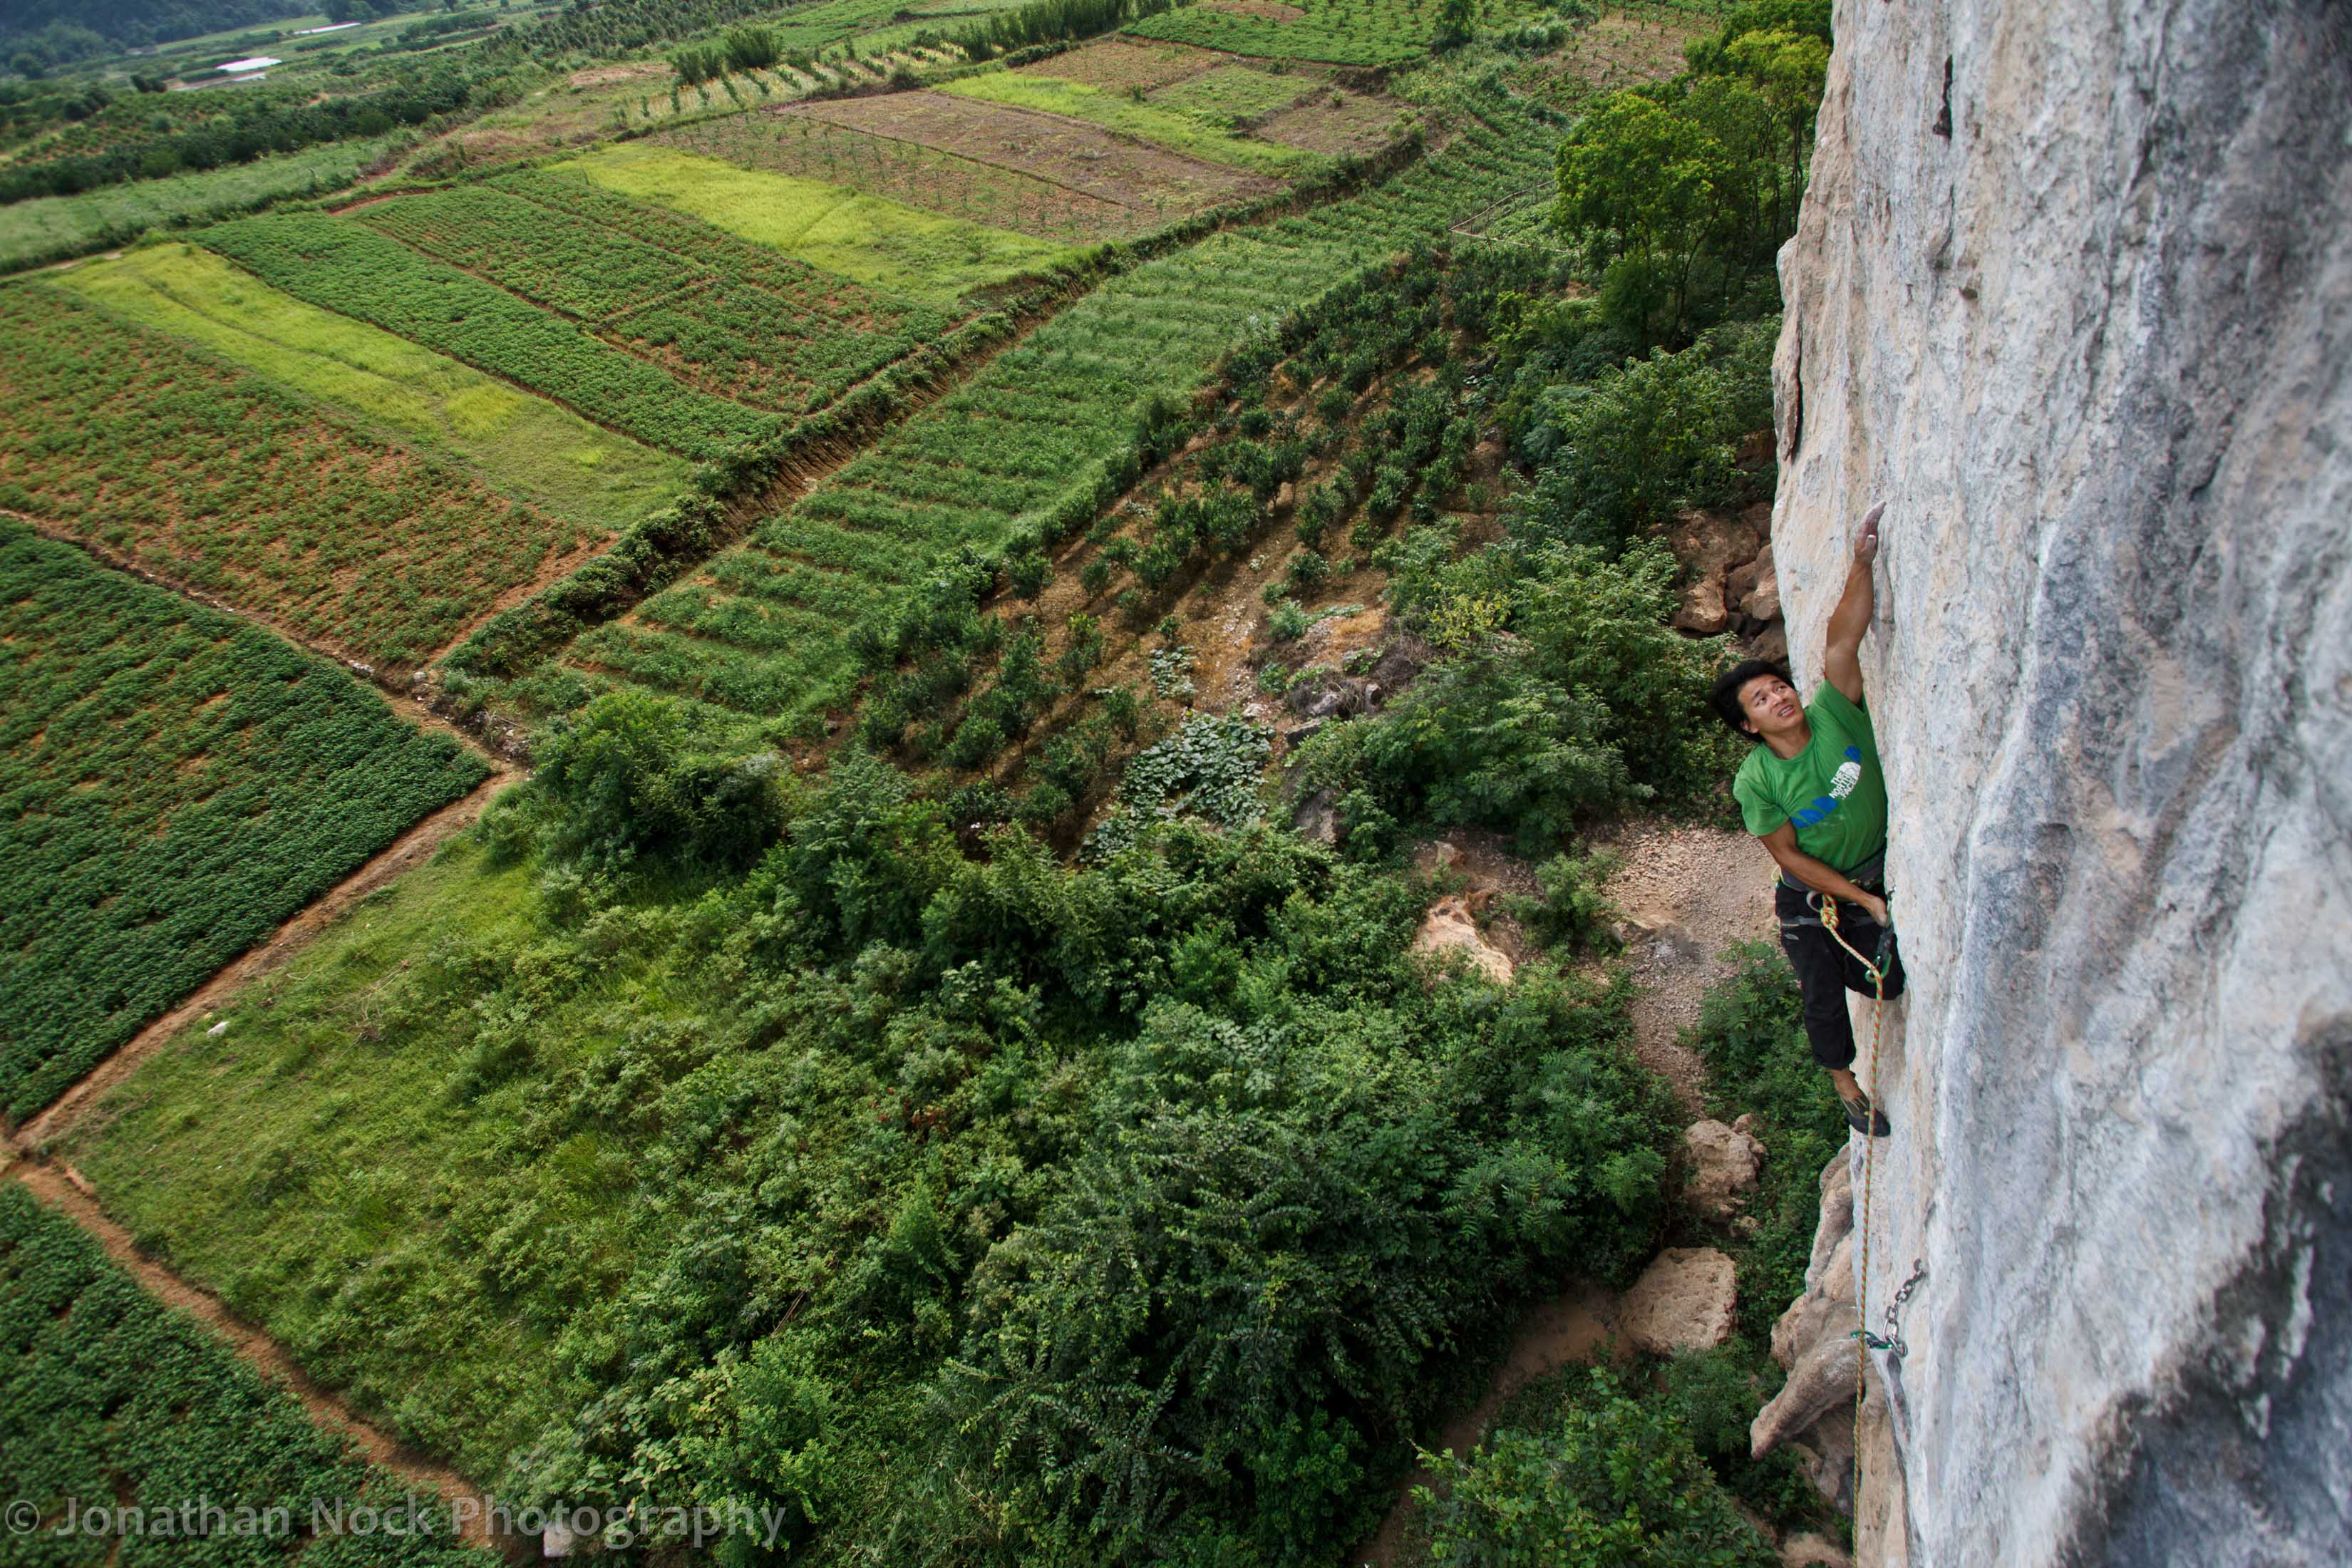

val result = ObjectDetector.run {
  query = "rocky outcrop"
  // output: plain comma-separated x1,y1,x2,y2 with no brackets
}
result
1751,1154,1860,1507
1772,0,2351,1562
1616,1246,1738,1355
1683,1116,1765,1219
1409,892,1514,985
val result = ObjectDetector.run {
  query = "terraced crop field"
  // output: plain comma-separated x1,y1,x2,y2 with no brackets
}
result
0,522,487,1120
561,141,1080,304
937,71,1316,175
536,88,1557,733
0,287,601,667
49,244,689,527
197,212,781,463
356,180,954,416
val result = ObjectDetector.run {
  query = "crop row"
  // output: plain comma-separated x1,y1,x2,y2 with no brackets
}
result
359,180,952,416
545,84,1558,731
0,522,488,1118
0,284,603,667
0,1185,495,1568
197,212,780,462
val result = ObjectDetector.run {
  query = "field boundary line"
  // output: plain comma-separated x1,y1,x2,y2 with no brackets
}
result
0,507,535,762
0,1151,508,1554
13,770,517,1152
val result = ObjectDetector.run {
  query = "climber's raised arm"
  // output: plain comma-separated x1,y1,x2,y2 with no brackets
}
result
1822,502,1885,704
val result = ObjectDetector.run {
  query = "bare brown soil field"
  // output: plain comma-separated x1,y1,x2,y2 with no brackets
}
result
1014,36,1224,93
1255,86,1411,155
783,91,1278,217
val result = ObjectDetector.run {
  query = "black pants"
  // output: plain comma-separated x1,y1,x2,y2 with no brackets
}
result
1775,877,1905,1071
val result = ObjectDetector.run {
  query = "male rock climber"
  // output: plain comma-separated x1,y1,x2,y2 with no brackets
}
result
1712,502,1904,1138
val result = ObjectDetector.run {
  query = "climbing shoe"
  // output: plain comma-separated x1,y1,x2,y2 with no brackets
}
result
1842,1092,1891,1138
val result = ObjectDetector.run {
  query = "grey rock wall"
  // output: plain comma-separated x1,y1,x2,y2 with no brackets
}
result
1768,0,2351,1562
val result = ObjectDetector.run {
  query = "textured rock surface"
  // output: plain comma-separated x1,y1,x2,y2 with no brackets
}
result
1408,892,1513,985
1773,0,2351,1562
1616,1246,1737,1354
1753,1154,1861,1505
1684,1116,1766,1219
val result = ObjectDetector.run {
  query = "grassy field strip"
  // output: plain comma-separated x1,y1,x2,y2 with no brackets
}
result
47,245,689,527
0,1175,500,1560
1146,61,1325,125
54,845,597,1477
0,283,611,670
554,92,1557,731
0,522,489,1121
939,71,1316,175
557,143,1082,306
197,211,780,462
0,134,408,275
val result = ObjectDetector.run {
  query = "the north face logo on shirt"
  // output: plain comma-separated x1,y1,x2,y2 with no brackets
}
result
1791,746,1864,829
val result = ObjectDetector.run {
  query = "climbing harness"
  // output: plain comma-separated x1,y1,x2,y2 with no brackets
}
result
1817,890,1897,1511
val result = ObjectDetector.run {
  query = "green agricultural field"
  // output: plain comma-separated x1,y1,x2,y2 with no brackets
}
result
51,244,688,527
939,71,1315,175
0,135,406,275
0,1186,496,1568
517,81,1559,733
1125,0,1554,65
197,212,780,462
51,846,585,1478
359,180,954,416
559,143,1081,306
0,286,600,667
0,522,488,1120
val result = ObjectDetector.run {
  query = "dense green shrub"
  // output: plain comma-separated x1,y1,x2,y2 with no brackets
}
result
1415,1369,1777,1567
524,688,790,875
1514,316,1778,554
1297,541,1739,851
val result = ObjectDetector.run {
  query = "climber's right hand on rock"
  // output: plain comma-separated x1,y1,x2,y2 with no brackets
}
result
1855,502,1886,563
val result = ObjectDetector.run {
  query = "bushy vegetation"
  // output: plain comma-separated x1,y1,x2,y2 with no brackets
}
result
1127,0,1555,66
0,522,486,1118
1689,942,1847,1339
0,68,475,204
0,1185,495,1568
0,284,598,665
1415,1369,1777,1566
199,211,780,462
70,736,1682,1563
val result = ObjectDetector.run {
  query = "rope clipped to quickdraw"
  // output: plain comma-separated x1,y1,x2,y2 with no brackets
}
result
1817,891,1892,1513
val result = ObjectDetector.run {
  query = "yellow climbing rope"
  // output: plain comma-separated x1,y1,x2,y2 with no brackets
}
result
1817,891,1888,1515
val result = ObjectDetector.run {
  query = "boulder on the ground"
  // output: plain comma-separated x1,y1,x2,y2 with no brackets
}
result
1410,892,1513,984
1780,1532,1855,1568
1667,507,1765,636
1685,1116,1766,1218
1617,1247,1737,1354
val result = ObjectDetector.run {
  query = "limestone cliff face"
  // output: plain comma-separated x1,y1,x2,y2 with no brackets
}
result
1768,0,2351,1561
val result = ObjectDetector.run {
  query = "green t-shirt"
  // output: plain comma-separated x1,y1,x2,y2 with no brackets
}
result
1732,681,1888,875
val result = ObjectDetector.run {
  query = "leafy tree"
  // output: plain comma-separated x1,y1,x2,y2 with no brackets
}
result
527,687,790,873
